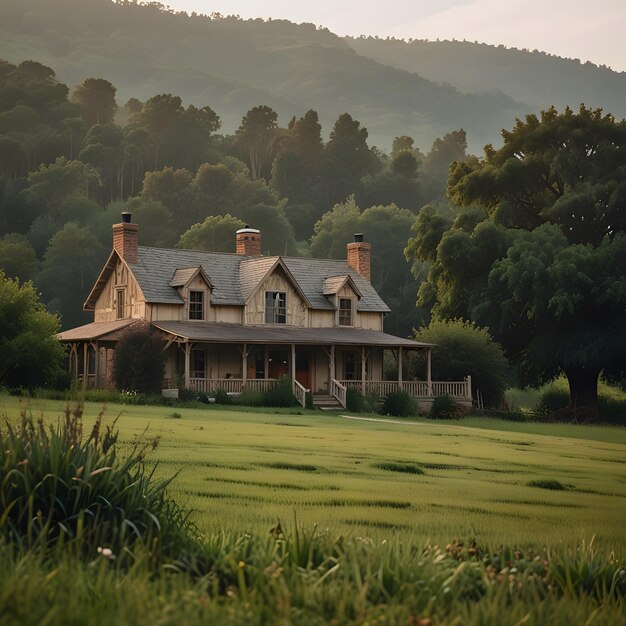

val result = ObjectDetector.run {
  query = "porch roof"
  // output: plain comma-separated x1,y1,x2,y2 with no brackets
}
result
151,320,432,348
58,319,138,341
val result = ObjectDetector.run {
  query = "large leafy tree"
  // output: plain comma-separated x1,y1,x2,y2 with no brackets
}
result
234,105,280,181
311,198,424,336
407,106,626,415
0,271,65,388
71,78,117,126
178,214,245,252
37,223,106,330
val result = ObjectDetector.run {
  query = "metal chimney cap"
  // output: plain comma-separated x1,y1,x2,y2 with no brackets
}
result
236,227,260,234
354,233,364,243
121,212,132,223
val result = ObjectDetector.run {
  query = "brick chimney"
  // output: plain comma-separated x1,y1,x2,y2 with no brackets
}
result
112,212,138,263
236,226,261,256
347,233,371,281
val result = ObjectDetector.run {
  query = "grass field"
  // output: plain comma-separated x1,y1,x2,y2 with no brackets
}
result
2,395,624,551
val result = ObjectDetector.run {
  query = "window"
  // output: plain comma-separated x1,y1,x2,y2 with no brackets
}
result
189,290,204,320
265,291,286,324
343,351,367,380
116,289,125,319
338,298,353,326
191,350,206,379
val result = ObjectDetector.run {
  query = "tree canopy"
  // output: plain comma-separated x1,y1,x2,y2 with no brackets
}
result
0,270,65,388
407,106,626,415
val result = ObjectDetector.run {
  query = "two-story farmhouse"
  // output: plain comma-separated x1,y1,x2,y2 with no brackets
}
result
59,213,472,409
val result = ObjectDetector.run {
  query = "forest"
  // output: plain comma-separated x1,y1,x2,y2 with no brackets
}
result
1,0,624,151
0,56,466,336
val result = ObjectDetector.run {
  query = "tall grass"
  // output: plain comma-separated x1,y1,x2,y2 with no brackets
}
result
0,404,194,559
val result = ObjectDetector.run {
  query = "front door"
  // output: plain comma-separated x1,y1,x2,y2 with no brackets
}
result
295,350,311,389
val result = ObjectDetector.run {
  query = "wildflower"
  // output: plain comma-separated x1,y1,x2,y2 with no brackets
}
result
97,546,116,560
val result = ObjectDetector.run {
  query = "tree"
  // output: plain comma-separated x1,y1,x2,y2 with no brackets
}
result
177,214,245,252
311,198,424,336
23,157,100,223
0,271,65,388
0,234,39,282
414,319,510,407
408,106,626,416
37,223,106,329
234,105,280,180
322,113,378,206
112,322,165,394
71,78,117,125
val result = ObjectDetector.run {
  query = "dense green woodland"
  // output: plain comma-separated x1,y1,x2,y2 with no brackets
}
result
1,0,624,151
0,57,464,337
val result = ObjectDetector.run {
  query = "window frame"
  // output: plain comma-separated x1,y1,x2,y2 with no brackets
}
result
264,290,287,324
338,297,353,326
188,290,205,321
115,288,125,320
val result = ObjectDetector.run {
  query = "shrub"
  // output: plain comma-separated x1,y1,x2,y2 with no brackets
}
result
0,404,193,559
305,391,314,410
346,388,366,412
382,390,417,417
238,389,264,407
536,386,569,416
213,388,231,404
112,322,165,395
263,377,298,407
430,394,464,419
414,319,510,408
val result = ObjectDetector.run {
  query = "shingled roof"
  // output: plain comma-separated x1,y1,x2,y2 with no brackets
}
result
121,246,390,313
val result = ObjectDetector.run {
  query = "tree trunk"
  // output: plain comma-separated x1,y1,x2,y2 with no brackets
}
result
564,367,600,410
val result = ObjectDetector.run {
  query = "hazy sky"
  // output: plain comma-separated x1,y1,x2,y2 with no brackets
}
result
162,0,626,72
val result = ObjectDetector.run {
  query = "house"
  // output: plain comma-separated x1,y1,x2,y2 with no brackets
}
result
59,213,472,409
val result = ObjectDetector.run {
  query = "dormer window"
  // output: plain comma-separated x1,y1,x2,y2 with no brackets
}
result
189,290,205,320
338,298,353,326
265,291,286,324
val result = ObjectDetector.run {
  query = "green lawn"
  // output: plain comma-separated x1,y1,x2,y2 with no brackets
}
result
2,395,624,551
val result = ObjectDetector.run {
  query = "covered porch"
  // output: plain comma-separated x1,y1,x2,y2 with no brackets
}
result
154,321,472,409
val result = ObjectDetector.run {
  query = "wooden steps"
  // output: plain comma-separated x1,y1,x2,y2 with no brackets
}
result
312,394,343,410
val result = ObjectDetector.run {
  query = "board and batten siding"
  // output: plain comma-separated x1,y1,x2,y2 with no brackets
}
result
94,259,146,322
244,268,308,326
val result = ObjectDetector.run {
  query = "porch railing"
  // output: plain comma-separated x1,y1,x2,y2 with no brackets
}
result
188,378,277,393
330,378,347,408
339,378,471,400
292,379,307,407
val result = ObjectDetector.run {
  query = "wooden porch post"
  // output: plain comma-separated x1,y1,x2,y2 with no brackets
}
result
426,347,432,396
93,341,100,389
242,343,248,383
82,342,88,389
330,345,336,381
398,346,403,389
360,347,366,394
290,343,296,381
184,342,191,388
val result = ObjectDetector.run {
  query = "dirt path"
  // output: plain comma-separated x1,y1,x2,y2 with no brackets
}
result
341,415,430,426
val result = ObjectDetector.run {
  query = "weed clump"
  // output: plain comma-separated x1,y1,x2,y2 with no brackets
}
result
373,461,424,475
527,479,567,491
0,404,193,560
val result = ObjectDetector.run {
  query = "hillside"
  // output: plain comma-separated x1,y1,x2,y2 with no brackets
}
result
0,0,527,151
346,37,626,121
